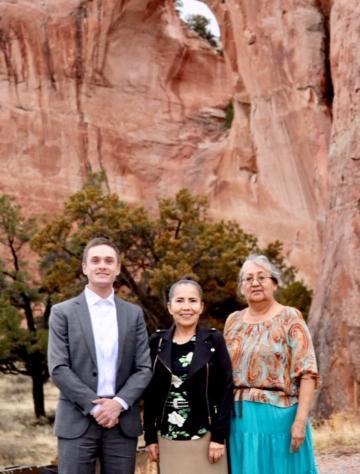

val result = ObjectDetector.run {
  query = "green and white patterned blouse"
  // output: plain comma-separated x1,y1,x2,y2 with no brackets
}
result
160,336,207,440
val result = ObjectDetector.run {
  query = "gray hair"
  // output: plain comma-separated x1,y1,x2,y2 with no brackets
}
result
168,278,203,302
238,254,282,286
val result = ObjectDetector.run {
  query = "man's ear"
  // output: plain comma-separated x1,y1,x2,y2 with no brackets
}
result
82,262,88,276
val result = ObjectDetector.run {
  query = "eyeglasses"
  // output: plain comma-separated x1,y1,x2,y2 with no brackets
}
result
242,276,273,285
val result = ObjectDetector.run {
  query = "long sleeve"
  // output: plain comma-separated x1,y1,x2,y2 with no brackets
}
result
48,305,97,415
209,332,233,444
143,333,163,445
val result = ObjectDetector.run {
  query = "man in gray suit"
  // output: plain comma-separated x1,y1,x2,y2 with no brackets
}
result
48,237,152,473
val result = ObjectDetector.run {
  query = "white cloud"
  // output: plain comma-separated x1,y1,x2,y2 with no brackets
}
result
178,0,220,37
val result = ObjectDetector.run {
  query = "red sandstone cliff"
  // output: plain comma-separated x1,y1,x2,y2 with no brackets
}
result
206,0,331,283
0,0,231,209
307,0,360,417
0,0,331,283
0,0,358,415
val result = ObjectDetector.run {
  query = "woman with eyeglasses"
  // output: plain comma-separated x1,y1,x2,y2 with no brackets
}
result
144,278,233,474
224,254,319,474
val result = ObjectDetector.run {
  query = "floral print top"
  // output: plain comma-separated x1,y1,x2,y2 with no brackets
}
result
224,306,320,407
160,336,207,440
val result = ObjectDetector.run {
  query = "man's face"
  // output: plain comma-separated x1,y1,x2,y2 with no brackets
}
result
82,244,120,293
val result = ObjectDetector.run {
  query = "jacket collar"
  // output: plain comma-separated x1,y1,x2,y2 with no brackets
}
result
189,326,215,377
157,324,215,377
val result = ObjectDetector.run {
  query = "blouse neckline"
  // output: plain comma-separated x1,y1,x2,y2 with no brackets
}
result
240,306,286,326
172,335,196,345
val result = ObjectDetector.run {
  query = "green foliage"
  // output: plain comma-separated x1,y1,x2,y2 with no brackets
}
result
277,281,312,320
0,195,49,417
0,299,23,365
225,100,234,130
260,240,312,318
186,14,218,47
0,299,48,372
0,176,313,415
33,173,312,331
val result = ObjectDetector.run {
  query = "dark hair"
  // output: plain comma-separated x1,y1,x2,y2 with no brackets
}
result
168,278,203,302
82,237,120,263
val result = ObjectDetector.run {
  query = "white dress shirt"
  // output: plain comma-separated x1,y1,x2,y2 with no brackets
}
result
85,286,128,412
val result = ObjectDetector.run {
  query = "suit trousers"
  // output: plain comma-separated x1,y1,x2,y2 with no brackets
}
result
58,418,137,474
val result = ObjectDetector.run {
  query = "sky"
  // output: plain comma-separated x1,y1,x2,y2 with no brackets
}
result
179,0,220,37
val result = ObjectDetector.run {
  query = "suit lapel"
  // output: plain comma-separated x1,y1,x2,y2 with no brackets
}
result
157,326,214,377
76,293,97,367
115,297,127,370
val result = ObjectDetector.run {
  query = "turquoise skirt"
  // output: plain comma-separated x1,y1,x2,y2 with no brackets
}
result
229,401,318,474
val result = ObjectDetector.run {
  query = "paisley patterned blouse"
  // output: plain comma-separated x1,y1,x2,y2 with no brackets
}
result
224,306,319,407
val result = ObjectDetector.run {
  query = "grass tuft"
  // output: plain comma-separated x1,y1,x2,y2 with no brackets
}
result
0,374,58,468
313,412,360,455
0,440,27,466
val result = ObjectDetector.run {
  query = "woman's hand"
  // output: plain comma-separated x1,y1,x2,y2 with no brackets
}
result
290,418,306,452
208,441,225,464
146,443,160,462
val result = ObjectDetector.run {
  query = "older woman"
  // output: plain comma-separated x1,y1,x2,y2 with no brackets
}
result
144,278,233,474
224,255,319,474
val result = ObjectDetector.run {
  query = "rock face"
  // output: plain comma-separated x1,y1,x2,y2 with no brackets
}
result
206,0,360,416
307,0,360,417
0,0,331,284
0,1,358,414
0,0,231,209
206,0,331,282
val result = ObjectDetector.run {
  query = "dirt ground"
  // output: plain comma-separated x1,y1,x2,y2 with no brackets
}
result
317,453,360,474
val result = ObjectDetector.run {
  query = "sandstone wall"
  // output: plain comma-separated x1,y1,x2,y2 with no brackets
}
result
0,0,231,210
0,0,332,284
206,0,331,282
307,0,360,417
0,0,359,415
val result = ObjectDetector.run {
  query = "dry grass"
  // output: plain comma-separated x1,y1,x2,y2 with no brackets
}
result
0,373,359,469
313,412,360,455
0,374,154,472
0,373,58,468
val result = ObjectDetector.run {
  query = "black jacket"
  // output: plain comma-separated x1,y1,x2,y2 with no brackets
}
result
143,325,233,445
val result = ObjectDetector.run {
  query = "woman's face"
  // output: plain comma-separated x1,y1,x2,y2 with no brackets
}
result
168,283,204,331
240,261,277,304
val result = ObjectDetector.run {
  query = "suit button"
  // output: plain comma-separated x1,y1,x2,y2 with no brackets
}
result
92,372,97,377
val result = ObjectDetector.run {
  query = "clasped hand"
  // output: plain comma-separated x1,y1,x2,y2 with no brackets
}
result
92,398,123,428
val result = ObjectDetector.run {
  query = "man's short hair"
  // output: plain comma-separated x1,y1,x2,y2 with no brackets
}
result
82,237,120,263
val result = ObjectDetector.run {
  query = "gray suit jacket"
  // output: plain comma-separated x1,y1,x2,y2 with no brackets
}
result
48,292,152,439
